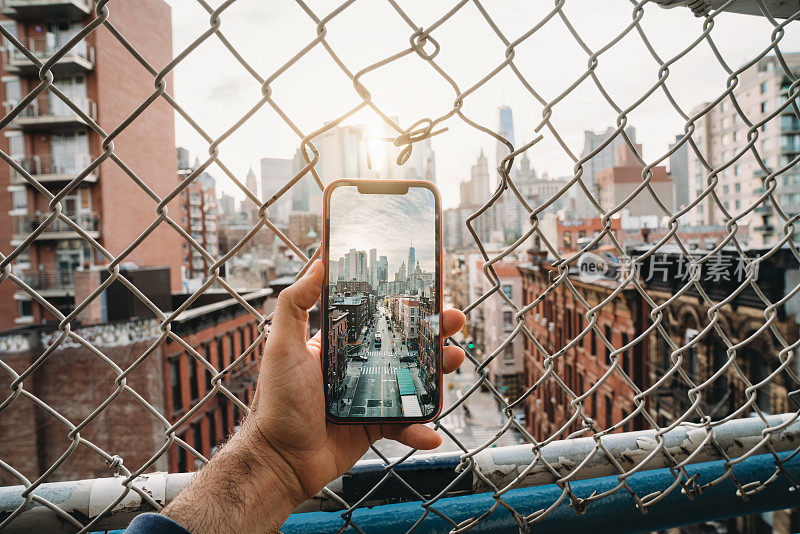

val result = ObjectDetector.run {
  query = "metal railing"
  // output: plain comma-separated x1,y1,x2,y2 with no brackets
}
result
17,269,74,291
12,212,99,236
4,35,93,65
9,153,95,183
5,96,97,122
0,0,800,533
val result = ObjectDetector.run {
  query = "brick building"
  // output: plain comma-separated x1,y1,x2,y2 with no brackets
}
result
0,320,167,485
330,293,368,347
418,293,437,393
518,257,647,441
162,289,272,472
0,0,182,330
177,147,219,280
557,217,622,254
336,280,372,295
0,289,273,483
400,298,419,348
286,212,320,255
595,143,673,216
633,245,800,427
325,307,348,404
481,261,525,401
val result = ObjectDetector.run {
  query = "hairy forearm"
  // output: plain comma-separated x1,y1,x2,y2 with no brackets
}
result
161,421,306,533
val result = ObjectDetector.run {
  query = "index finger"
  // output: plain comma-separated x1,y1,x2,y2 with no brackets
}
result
441,308,465,338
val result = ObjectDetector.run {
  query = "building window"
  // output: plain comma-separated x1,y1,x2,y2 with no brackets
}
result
605,394,613,429
18,300,32,319
735,183,741,193
4,77,20,107
503,310,513,331
204,344,212,393
177,434,187,473
761,101,767,113
220,397,229,436
188,355,199,401
604,325,612,364
567,310,573,340
761,81,767,94
208,411,217,453
501,284,512,299
10,188,26,212
228,333,235,362
0,20,17,49
170,359,182,412
193,422,203,457
622,333,630,374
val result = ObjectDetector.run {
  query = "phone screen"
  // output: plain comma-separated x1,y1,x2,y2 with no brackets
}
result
324,182,440,421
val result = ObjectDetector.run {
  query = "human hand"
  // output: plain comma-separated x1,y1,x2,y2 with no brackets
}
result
162,259,466,533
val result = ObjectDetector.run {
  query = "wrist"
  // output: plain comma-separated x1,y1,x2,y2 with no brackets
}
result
237,417,309,512
162,418,306,533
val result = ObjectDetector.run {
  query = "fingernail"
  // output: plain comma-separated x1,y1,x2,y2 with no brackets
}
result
306,260,322,276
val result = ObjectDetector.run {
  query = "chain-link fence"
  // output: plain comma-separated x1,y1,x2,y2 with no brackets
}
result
2,0,800,532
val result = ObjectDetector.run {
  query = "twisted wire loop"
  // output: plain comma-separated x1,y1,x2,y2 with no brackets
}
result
1,0,800,532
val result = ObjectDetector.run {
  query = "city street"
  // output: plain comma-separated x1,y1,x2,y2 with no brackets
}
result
340,306,428,418
361,362,527,461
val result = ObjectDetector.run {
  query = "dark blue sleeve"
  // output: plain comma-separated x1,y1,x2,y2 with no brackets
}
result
123,513,191,534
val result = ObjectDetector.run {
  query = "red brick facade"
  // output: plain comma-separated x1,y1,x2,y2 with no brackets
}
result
0,291,273,483
518,262,648,441
0,0,182,330
0,325,168,485
325,307,347,403
162,292,272,472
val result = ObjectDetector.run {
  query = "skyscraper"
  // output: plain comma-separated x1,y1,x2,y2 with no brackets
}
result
576,126,637,217
245,167,258,197
378,255,388,285
345,248,356,280
356,250,367,281
299,124,377,215
669,134,689,215
686,53,800,246
404,137,436,184
369,248,377,287
496,106,515,172
260,157,293,222
407,242,415,280
464,150,491,208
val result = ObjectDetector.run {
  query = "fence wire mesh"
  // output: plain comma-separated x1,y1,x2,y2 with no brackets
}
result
1,0,800,532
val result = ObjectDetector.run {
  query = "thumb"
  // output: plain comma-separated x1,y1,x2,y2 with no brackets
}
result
270,260,323,346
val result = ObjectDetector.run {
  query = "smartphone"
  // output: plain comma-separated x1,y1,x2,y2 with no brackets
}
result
322,179,442,424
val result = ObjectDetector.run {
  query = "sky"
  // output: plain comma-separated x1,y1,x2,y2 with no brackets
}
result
328,185,436,274
165,0,800,209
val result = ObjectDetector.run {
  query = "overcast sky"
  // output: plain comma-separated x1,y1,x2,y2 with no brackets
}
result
328,185,436,274
166,1,800,208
